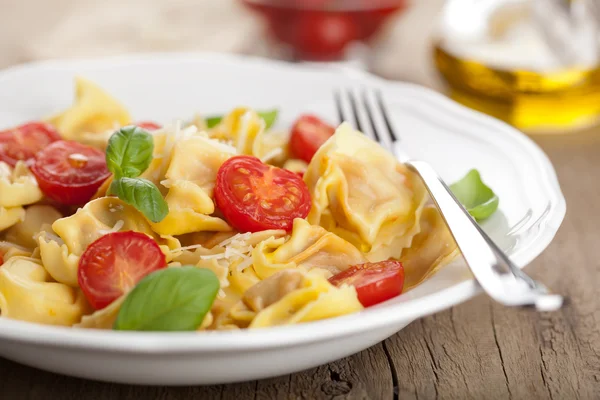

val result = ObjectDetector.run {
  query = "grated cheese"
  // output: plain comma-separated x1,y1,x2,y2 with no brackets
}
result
217,232,252,247
36,230,64,245
181,124,198,140
235,257,254,273
108,204,124,213
199,253,228,260
260,147,283,164
171,244,207,253
223,246,245,259
171,231,261,273
207,136,237,155
159,179,174,189
98,219,124,235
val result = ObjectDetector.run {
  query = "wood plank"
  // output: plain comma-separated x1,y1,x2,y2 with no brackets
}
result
526,132,600,400
287,344,393,400
0,357,225,400
488,302,550,399
0,344,394,400
386,298,511,400
382,322,437,399
221,380,256,400
255,376,292,400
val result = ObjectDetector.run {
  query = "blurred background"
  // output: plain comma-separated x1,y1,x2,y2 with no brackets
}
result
1,0,599,133
0,0,448,92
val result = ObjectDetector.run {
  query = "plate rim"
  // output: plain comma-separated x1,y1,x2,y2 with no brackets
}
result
0,52,566,353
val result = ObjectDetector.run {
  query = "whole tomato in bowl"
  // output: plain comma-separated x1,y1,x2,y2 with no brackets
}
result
241,0,408,61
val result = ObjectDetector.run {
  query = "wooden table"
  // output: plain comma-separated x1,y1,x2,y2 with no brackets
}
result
1,1,599,398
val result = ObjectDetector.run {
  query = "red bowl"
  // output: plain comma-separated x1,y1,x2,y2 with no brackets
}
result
241,0,408,61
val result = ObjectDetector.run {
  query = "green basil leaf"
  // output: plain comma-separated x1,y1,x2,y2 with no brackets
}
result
205,109,278,129
450,169,499,221
106,126,154,179
205,115,222,128
109,177,168,223
114,266,219,331
258,109,278,129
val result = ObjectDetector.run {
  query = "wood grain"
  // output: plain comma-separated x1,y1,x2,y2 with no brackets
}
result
1,0,600,399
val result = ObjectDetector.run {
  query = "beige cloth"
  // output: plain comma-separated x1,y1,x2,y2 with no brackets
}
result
1,0,259,64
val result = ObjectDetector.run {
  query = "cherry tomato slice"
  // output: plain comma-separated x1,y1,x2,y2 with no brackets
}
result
0,122,61,167
328,260,405,307
135,121,161,130
215,155,311,232
78,231,167,310
289,115,335,163
31,140,111,206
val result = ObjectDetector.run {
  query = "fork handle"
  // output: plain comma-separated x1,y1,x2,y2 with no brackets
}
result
405,161,563,311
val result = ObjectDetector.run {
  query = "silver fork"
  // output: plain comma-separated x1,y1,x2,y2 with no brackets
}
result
334,88,564,312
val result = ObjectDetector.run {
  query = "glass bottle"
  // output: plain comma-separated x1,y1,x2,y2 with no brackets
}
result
433,0,600,133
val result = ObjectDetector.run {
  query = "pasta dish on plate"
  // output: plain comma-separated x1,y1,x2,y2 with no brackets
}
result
0,77,482,331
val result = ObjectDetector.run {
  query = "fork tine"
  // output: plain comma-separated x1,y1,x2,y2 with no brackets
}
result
333,89,345,125
361,89,393,152
375,90,399,143
334,88,354,126
346,88,378,141
345,89,362,132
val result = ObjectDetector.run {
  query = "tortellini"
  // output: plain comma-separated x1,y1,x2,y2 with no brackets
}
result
283,159,308,175
0,240,34,263
172,230,287,295
238,268,363,328
305,123,428,261
149,134,234,235
399,206,460,290
253,129,290,165
210,107,265,154
0,161,43,208
252,218,367,280
141,125,191,186
0,207,25,232
0,161,44,232
0,257,90,326
6,205,62,248
75,296,125,329
208,108,289,164
38,197,180,286
47,76,131,140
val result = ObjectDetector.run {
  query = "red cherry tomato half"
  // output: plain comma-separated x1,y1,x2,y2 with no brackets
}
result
0,122,61,167
31,140,111,206
328,260,405,307
135,121,162,130
215,155,311,232
289,115,335,163
78,231,167,310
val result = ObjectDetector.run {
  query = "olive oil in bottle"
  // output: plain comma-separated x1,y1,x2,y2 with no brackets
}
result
433,0,600,134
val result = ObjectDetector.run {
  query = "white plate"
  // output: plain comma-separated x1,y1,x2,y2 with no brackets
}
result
0,53,565,385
